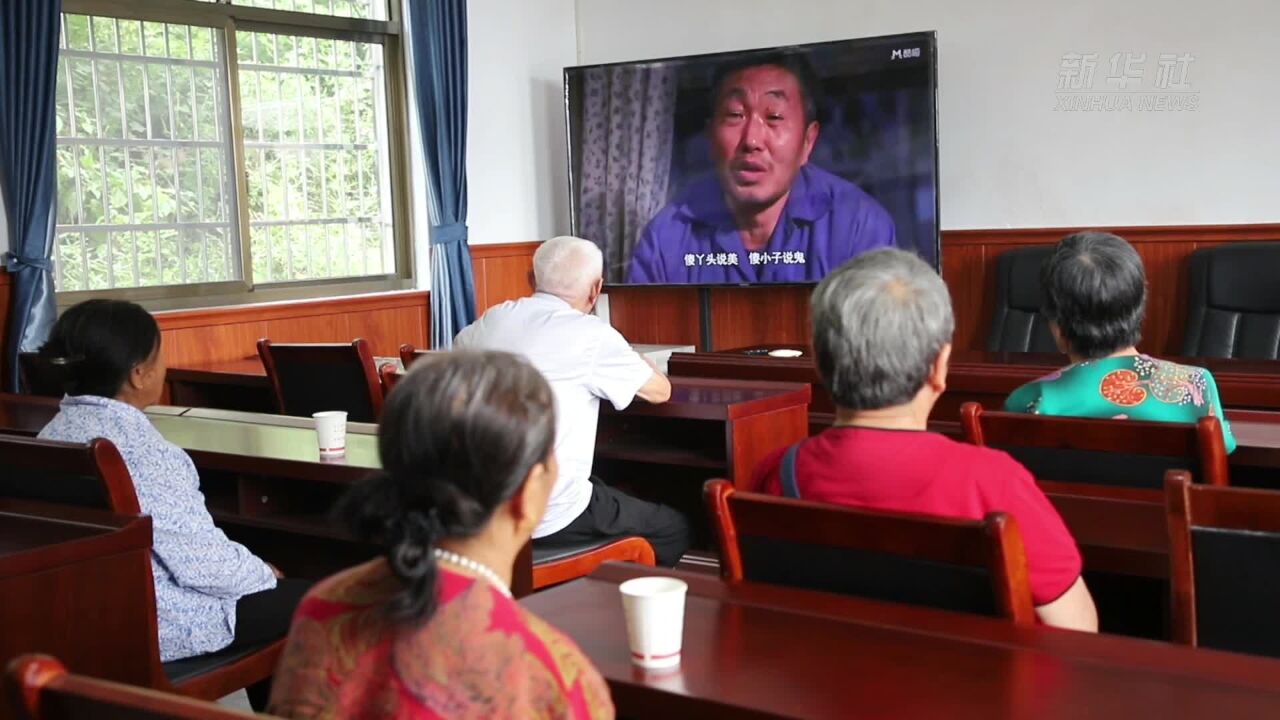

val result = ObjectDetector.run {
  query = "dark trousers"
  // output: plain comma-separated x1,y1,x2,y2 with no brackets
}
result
227,577,311,710
538,479,692,567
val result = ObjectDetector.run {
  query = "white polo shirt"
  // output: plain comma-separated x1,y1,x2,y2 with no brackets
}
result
454,293,655,537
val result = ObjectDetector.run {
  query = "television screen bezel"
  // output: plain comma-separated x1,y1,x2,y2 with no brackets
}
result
562,30,941,290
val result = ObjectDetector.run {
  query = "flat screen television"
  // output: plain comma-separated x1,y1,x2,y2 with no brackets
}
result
565,31,939,287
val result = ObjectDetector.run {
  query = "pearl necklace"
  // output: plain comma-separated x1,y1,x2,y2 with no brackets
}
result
432,548,512,598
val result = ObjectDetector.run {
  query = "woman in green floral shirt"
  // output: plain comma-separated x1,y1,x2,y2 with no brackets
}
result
1004,232,1236,453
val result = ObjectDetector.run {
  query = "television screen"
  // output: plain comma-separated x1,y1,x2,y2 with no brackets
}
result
565,31,939,287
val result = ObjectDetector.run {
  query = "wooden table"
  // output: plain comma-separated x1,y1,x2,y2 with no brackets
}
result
672,346,1280,422
597,377,810,489
162,363,813,489
0,376,810,578
164,355,395,412
163,371,809,557
0,393,60,436
523,564,1280,719
0,501,157,696
668,349,1280,472
0,398,531,594
150,410,401,585
167,358,274,412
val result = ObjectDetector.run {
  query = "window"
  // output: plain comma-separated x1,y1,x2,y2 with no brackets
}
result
53,0,405,301
238,31,393,283
214,0,387,21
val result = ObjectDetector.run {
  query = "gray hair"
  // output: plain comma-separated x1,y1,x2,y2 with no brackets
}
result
1040,231,1145,359
811,249,955,411
533,236,604,300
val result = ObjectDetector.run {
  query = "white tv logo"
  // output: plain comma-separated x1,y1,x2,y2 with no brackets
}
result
891,47,922,60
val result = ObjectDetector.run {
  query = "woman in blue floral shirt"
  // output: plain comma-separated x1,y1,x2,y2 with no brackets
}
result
37,300,309,679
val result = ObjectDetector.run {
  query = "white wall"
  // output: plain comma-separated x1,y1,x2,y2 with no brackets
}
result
466,0,577,244
574,0,1280,230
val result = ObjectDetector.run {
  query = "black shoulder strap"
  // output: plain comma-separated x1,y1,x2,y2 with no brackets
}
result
780,442,804,499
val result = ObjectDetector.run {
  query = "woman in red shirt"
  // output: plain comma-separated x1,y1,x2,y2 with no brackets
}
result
753,249,1098,632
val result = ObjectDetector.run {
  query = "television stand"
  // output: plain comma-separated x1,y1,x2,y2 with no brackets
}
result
698,287,713,351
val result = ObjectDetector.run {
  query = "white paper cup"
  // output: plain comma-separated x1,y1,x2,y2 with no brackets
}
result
619,577,688,669
312,411,348,457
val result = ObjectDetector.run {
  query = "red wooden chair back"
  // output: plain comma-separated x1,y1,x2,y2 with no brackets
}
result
257,339,383,422
961,402,1229,490
398,343,434,369
378,362,402,398
704,480,1036,626
6,654,270,719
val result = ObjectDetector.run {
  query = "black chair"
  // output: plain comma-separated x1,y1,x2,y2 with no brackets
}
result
257,339,383,422
17,353,71,398
531,536,656,590
1166,471,1280,659
1182,242,1280,359
986,246,1059,353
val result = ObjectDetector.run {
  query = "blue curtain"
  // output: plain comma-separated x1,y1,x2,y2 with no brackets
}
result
408,0,476,348
0,1,61,391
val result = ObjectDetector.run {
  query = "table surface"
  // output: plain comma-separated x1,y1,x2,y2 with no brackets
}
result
3,391,1279,471
0,393,60,435
0,514,110,557
0,500,150,571
149,413,381,473
167,358,813,422
180,406,379,435
718,346,1280,373
524,564,1280,719
613,377,811,421
171,349,1280,381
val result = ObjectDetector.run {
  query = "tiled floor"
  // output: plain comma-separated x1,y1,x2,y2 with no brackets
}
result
676,549,719,575
219,689,253,711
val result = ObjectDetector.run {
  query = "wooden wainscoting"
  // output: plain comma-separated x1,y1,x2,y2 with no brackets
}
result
3,225,1275,385
154,289,430,366
471,242,538,312
608,285,812,351
604,224,1280,354
943,224,1280,355
465,241,808,350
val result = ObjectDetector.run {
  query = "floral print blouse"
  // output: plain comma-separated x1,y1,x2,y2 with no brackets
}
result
1004,354,1236,453
269,560,614,719
38,395,276,660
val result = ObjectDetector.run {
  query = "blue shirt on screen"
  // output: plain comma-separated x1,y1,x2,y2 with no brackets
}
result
625,164,896,284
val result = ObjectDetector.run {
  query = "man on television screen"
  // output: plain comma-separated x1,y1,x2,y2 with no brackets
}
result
626,52,897,284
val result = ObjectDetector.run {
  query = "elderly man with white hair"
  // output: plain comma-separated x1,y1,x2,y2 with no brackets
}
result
454,236,692,566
